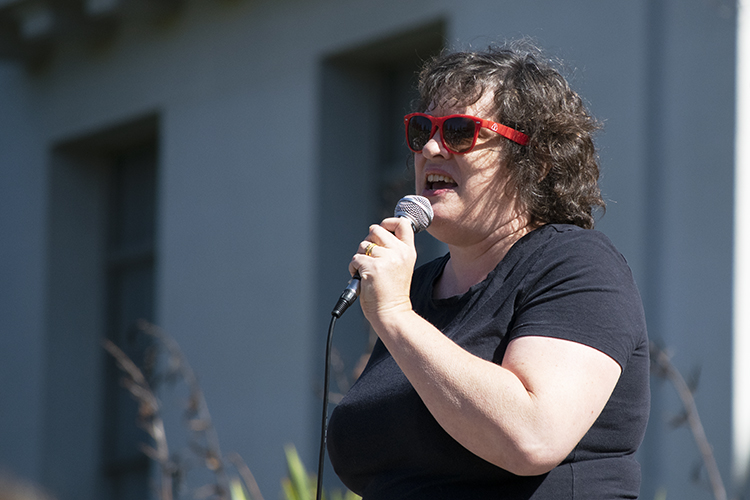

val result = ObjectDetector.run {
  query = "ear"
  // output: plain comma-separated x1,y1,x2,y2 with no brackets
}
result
538,162,553,182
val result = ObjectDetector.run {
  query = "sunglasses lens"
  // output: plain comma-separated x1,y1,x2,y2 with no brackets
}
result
443,117,477,153
407,116,433,151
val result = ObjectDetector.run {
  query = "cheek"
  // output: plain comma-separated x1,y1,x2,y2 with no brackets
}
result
466,166,514,208
463,155,503,186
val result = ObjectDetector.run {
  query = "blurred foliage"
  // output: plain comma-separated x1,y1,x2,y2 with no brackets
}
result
281,446,360,500
106,321,359,500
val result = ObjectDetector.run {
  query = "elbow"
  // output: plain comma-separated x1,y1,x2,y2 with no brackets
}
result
505,457,560,477
497,440,569,477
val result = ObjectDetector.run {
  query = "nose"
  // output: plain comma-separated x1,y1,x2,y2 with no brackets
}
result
422,129,451,158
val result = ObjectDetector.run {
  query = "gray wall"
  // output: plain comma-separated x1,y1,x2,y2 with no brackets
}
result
0,0,741,498
0,60,47,486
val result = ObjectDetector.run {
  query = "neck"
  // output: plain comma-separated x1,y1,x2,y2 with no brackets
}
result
435,216,535,299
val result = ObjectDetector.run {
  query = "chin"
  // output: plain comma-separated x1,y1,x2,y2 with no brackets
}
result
424,217,453,242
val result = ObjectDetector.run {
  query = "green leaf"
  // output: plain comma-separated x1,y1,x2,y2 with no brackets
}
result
281,477,299,500
284,445,311,500
230,478,248,500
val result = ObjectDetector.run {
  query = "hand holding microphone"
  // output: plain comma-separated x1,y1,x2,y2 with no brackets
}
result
331,195,433,318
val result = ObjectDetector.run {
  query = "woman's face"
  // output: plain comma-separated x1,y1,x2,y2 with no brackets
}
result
413,92,528,247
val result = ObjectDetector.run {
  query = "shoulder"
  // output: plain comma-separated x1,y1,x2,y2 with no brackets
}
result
535,223,623,257
524,224,632,282
511,224,646,366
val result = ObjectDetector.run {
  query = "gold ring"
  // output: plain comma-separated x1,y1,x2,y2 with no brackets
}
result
365,242,377,257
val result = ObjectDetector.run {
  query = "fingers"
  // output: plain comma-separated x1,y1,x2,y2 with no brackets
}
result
349,238,380,275
348,217,416,276
357,219,413,255
364,241,378,257
349,238,376,276
379,217,415,244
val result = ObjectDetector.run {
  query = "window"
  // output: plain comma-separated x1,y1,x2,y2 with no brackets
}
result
43,115,159,500
101,143,158,499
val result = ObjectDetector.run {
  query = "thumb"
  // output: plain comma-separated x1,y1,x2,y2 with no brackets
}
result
380,217,415,245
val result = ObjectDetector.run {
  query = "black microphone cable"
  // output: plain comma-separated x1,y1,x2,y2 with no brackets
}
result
315,313,338,500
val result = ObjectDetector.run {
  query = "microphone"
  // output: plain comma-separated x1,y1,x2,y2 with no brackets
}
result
331,195,433,318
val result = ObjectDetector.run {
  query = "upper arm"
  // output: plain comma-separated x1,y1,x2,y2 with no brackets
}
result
500,334,622,470
492,230,644,471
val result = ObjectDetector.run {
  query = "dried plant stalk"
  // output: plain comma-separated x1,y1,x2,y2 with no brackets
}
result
650,342,727,500
104,321,266,500
102,339,174,500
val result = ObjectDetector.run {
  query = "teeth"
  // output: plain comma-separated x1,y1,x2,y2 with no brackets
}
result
427,173,455,184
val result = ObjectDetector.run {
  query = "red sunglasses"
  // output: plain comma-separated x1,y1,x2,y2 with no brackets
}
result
404,113,529,154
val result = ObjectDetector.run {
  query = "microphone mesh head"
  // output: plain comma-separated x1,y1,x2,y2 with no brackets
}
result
394,195,433,233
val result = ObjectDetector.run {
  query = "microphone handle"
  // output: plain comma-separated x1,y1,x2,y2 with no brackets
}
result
331,273,360,318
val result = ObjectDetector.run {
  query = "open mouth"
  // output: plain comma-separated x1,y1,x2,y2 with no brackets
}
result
426,173,458,191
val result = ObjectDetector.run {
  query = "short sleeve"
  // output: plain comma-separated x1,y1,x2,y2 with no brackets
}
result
508,227,645,369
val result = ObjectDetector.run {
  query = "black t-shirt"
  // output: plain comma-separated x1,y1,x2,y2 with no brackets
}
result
327,224,650,499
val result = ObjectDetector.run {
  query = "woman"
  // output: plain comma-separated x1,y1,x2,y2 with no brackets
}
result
326,43,650,500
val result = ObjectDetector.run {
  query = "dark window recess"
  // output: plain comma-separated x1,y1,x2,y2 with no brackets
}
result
101,143,157,500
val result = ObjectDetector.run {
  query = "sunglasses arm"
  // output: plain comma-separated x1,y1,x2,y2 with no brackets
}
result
476,117,529,146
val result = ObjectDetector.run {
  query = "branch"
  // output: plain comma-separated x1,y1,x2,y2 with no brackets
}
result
650,341,727,500
138,320,231,498
105,322,268,500
102,339,174,500
227,452,266,500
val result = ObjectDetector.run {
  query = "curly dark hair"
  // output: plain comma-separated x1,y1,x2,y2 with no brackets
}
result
416,41,605,229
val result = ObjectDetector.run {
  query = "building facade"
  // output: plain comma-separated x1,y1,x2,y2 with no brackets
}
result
0,0,746,499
